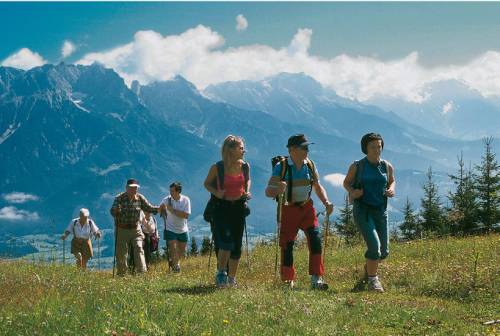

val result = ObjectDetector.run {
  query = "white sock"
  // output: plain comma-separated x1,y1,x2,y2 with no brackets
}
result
368,276,378,281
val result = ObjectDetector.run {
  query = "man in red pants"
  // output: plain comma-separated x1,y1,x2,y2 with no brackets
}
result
266,134,334,289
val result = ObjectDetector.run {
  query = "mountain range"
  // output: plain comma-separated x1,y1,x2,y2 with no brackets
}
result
0,63,497,257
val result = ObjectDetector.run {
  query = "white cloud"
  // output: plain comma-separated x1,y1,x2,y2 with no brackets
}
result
3,192,39,204
61,40,77,58
76,26,500,102
0,206,40,221
1,48,46,70
323,173,346,188
236,14,248,31
442,101,454,115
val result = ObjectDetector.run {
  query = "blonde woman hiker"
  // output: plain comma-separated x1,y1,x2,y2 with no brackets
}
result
343,133,395,292
204,135,251,288
61,208,101,269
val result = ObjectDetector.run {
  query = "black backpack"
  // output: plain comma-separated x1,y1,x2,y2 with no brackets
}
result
203,160,250,222
271,156,317,203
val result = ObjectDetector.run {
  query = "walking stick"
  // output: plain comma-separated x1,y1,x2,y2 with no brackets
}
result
97,236,101,271
112,219,117,278
274,193,284,278
322,213,330,261
208,232,213,272
244,222,250,269
63,238,66,265
161,210,172,272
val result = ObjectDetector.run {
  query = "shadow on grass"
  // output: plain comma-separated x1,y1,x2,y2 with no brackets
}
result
162,284,217,296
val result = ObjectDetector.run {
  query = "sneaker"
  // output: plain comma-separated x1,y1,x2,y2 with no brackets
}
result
368,276,384,292
228,276,238,288
215,271,228,288
173,264,181,273
283,280,295,289
311,275,329,290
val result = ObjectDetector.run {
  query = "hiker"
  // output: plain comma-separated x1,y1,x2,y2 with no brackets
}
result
160,182,191,273
203,135,251,288
343,132,395,292
141,211,159,269
110,178,164,276
61,208,101,269
265,134,334,289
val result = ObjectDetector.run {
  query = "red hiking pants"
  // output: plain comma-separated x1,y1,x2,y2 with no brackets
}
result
280,200,324,281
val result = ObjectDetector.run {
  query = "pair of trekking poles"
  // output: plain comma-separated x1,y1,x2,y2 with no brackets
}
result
273,194,331,278
62,233,101,270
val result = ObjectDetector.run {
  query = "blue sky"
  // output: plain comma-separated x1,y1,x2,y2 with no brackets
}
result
2,2,500,102
2,2,500,65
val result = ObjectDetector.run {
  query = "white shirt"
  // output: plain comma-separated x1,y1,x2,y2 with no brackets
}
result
65,218,99,239
161,194,191,234
140,212,157,235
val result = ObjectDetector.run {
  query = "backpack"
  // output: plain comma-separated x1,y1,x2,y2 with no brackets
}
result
212,160,250,192
72,218,96,238
271,156,317,203
203,160,251,222
349,157,388,208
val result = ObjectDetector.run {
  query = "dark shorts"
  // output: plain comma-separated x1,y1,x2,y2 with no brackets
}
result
213,199,246,260
165,230,189,243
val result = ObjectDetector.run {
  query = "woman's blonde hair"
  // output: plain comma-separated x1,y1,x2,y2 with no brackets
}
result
221,135,244,166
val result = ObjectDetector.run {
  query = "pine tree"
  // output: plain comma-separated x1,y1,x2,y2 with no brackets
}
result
447,153,479,234
420,167,446,234
200,236,212,255
189,237,198,256
474,137,499,231
336,194,358,245
400,197,419,240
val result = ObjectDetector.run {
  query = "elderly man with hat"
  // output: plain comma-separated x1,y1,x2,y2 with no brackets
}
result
61,208,101,269
110,178,164,275
265,134,334,289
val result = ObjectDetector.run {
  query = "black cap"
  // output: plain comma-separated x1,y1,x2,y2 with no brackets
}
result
126,178,140,187
286,134,314,148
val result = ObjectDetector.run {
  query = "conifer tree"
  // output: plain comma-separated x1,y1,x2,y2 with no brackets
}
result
474,137,499,231
200,236,212,255
336,194,358,245
400,197,419,240
420,167,446,234
447,153,479,234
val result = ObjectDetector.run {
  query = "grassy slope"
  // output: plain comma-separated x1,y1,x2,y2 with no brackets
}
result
0,234,498,335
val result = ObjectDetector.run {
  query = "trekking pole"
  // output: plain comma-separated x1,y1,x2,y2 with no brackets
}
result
112,219,117,278
161,210,172,273
63,238,66,265
97,236,101,271
322,213,330,261
244,222,250,269
274,193,284,279
208,233,214,274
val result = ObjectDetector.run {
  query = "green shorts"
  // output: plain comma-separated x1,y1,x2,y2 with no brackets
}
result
165,230,189,243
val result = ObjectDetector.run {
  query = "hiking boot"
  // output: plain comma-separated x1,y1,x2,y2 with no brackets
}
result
368,277,384,293
228,276,238,288
215,271,228,288
311,275,329,290
283,280,295,289
173,264,181,273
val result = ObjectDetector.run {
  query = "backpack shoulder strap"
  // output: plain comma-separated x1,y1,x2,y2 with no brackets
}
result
242,161,250,192
354,157,366,189
305,158,318,184
216,160,225,190
73,219,78,236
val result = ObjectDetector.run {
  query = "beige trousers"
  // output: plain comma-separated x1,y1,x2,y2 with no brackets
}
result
116,226,146,275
